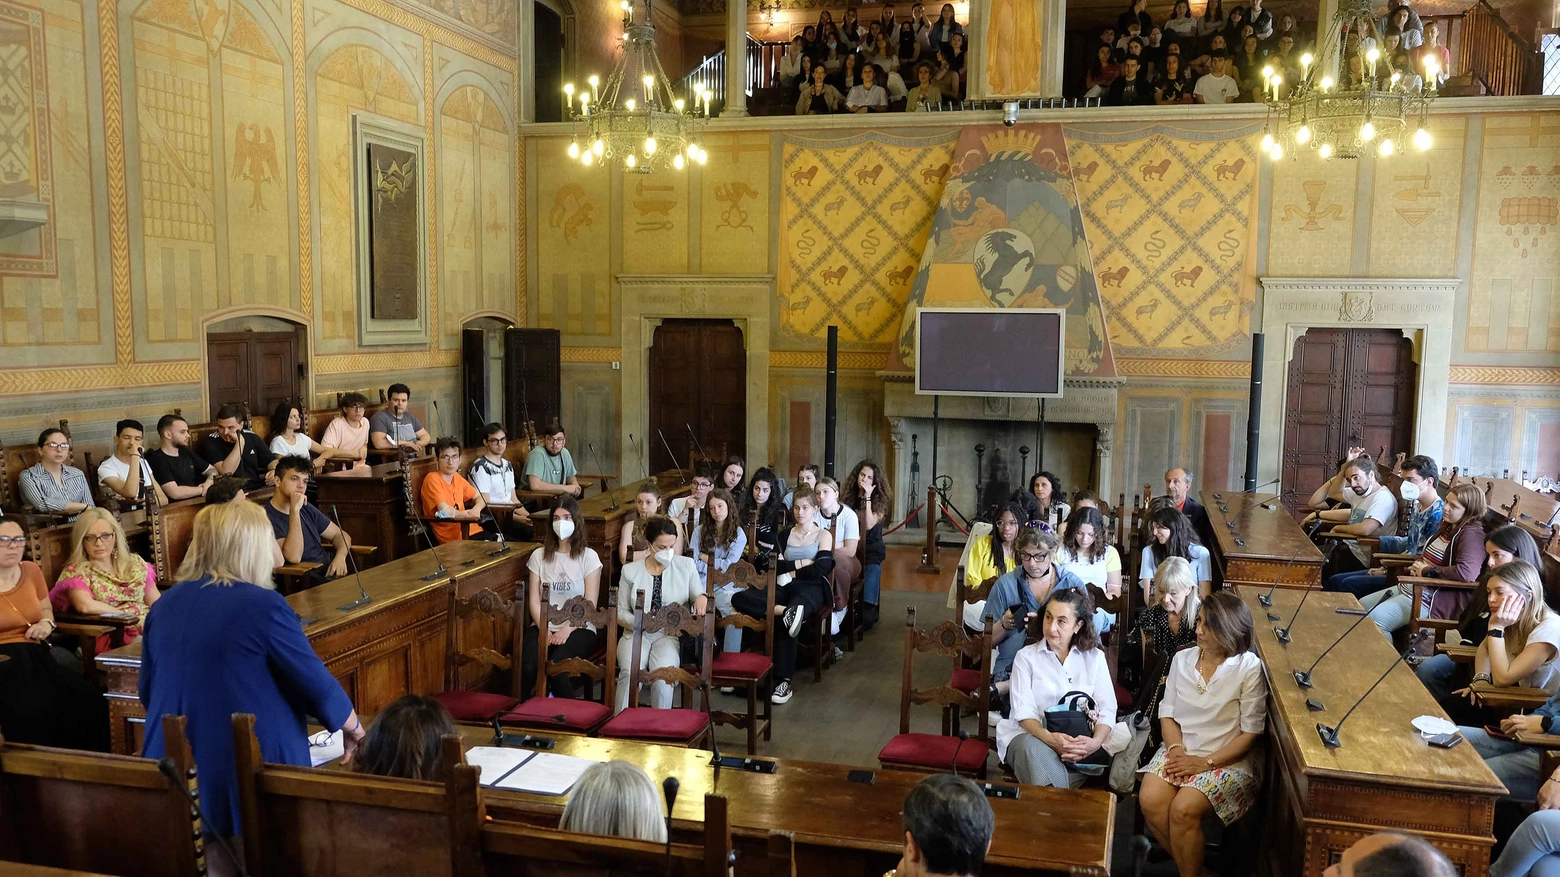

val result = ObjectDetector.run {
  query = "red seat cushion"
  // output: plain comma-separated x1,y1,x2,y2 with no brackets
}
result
431,691,519,723
879,733,988,772
950,668,982,693
601,707,711,742
713,652,773,680
500,697,612,732
1115,682,1134,711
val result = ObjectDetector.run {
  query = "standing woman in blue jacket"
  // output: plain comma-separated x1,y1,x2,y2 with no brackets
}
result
140,500,365,863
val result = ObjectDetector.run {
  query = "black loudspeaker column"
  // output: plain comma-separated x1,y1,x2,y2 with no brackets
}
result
1243,332,1264,492
825,326,838,479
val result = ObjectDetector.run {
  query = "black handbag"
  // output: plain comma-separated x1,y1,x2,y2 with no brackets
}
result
1043,690,1112,767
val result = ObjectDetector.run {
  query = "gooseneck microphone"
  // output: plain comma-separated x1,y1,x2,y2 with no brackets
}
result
330,504,372,612
1316,629,1431,748
587,442,619,509
1293,603,1379,710
662,776,680,877
481,507,510,557
703,681,777,773
1274,582,1318,645
1259,518,1328,617
411,514,451,583
157,757,252,877
949,730,971,777
629,434,649,481
685,424,710,465
657,430,686,484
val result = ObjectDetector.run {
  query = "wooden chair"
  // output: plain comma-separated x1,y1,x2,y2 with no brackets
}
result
710,560,775,754
878,606,992,778
481,794,737,877
499,589,617,736
599,591,716,749
431,579,525,724
231,714,485,877
0,714,203,877
949,564,997,724
148,495,203,585
401,446,488,542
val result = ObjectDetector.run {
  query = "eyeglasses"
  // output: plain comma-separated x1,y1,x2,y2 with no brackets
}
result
0,536,26,548
1019,552,1051,563
83,532,117,546
487,437,508,444
440,454,463,463
43,442,71,451
693,480,713,489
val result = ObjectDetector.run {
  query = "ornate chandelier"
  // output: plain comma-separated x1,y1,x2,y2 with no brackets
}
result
1260,0,1436,161
564,0,709,173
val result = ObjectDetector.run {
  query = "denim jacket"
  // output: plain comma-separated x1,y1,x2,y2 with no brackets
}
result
1376,496,1443,556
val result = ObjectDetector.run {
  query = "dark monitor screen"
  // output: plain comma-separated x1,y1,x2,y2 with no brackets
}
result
914,308,1065,398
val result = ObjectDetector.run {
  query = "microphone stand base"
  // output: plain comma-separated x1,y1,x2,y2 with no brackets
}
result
1266,613,1281,622
1316,723,1342,748
420,572,446,582
337,595,373,612
488,546,512,557
1306,698,1326,711
1258,595,1273,607
712,755,777,773
1273,627,1292,644
1293,670,1313,688
978,782,1021,800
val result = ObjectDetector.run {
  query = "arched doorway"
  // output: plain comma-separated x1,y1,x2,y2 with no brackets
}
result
205,313,310,422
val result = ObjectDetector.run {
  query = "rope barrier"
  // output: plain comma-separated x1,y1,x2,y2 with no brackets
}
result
939,504,970,536
883,502,928,536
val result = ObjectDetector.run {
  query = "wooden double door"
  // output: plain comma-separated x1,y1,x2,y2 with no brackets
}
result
648,320,746,473
1280,328,1416,512
207,329,305,421
461,327,561,446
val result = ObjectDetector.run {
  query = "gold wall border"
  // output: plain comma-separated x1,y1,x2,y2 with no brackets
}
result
515,136,525,326
292,0,312,318
1450,366,1560,385
769,350,890,370
330,0,516,73
0,361,201,396
1115,359,1253,378
561,347,621,363
99,0,132,367
315,349,461,374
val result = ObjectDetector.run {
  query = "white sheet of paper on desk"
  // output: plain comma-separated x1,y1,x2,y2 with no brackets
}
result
308,730,344,767
492,752,599,796
465,746,537,786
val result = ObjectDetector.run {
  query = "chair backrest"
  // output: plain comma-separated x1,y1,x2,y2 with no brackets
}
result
149,497,204,585
897,606,992,738
954,563,999,622
536,588,618,703
480,794,735,877
231,713,484,877
767,832,798,877
0,714,202,877
626,589,715,711
710,560,773,657
26,523,73,586
404,447,485,522
445,579,525,696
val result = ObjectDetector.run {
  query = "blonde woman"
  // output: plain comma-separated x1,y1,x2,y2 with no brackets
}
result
140,501,364,853
1461,561,1560,694
49,507,159,641
1131,557,1201,661
560,760,667,842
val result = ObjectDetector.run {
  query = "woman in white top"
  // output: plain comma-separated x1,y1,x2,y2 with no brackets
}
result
998,588,1115,788
524,494,604,699
616,515,706,711
1164,0,1197,37
691,488,748,654
1138,506,1213,600
846,63,891,112
667,467,714,543
268,403,353,472
1460,561,1560,695
1139,591,1267,877
1058,505,1122,632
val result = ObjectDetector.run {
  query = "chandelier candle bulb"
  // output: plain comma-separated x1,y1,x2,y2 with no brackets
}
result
567,140,580,158
1413,127,1432,150
1319,141,1333,159
1379,138,1394,156
1360,120,1375,141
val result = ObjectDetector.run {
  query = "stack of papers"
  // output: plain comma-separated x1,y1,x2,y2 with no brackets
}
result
308,730,344,767
465,747,600,796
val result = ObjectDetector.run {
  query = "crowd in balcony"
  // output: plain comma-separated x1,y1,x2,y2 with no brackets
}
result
775,2,969,113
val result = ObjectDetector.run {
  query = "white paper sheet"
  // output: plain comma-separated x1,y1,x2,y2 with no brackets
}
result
308,730,344,767
492,752,600,796
464,746,537,786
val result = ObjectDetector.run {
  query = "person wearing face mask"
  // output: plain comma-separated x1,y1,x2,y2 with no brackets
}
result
691,488,748,655
619,481,685,566
732,487,833,704
1376,455,1444,556
615,515,706,711
524,494,604,699
667,464,715,542
1304,454,1399,574
1357,483,1488,637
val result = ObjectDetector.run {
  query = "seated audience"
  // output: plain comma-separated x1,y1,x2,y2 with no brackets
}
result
268,402,352,472
620,481,685,565
816,476,860,624
1198,0,1226,40
1188,33,1228,75
717,456,746,495
98,419,167,506
1139,591,1266,877
204,476,247,505
844,460,889,629
959,502,1022,630
20,428,93,520
1356,483,1487,637
862,33,909,100
268,455,353,581
1491,811,1560,877
525,494,604,699
906,62,943,110
668,465,714,537
49,507,159,641
1165,0,1197,38
1127,557,1201,719
615,515,705,711
352,694,457,780
998,588,1114,788
559,760,667,843
1221,6,1247,44
1463,657,1560,805
1058,505,1123,632
777,35,806,89
1269,12,1300,50
819,27,846,76
422,437,489,543
198,403,277,491
1139,507,1213,600
742,467,787,567
1156,52,1195,103
927,3,963,48
1234,34,1266,98
1418,21,1449,78
1305,455,1399,573
835,51,865,94
692,487,747,654
1193,50,1240,102
524,421,584,498
320,392,372,469
140,500,364,845
894,774,994,877
1384,4,1422,49
0,516,110,751
784,464,820,508
732,487,834,705
943,31,967,85
930,50,961,101
1116,21,1144,51
1084,43,1121,97
1239,0,1272,39
1117,0,1152,38
1376,455,1444,555
847,63,891,112
1109,55,1155,104
983,529,1086,700
149,414,217,501
1326,833,1457,877
1457,561,1560,695
369,383,432,454
469,423,533,534
797,62,844,114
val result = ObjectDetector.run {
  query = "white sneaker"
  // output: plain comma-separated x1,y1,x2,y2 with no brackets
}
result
783,605,805,637
831,645,845,661
771,681,793,704
988,710,1000,727
719,686,736,695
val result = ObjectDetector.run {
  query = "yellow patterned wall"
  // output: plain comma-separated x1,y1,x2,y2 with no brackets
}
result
1266,146,1359,277
1366,114,1466,278
534,135,612,335
699,131,771,276
621,168,690,274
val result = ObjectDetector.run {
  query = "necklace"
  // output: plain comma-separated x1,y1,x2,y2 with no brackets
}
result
1194,648,1219,695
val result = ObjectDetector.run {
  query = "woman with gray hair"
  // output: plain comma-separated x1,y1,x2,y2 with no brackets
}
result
560,760,668,843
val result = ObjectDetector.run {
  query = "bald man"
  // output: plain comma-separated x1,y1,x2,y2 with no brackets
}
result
1323,832,1456,877
1164,467,1215,550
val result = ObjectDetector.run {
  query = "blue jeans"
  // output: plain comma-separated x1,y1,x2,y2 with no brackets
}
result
1462,727,1542,802
1493,810,1560,877
863,562,882,606
994,630,1026,683
1327,570,1387,597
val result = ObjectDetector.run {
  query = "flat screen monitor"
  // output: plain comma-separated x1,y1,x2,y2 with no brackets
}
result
914,307,1065,398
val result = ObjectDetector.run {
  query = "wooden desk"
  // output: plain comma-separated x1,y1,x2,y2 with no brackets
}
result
315,460,413,564
433,725,1114,876
1207,491,1323,588
533,469,691,580
97,539,535,755
1238,588,1503,877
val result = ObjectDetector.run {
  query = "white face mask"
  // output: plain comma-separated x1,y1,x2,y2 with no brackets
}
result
552,519,575,540
654,548,676,566
1398,480,1420,503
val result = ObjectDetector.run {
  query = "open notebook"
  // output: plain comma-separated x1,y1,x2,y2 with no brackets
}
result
464,747,601,796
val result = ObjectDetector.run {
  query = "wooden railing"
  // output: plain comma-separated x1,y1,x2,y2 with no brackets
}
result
1456,0,1542,95
681,49,727,115
747,35,788,91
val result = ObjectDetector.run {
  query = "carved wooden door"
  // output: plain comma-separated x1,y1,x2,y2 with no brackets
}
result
647,320,747,474
206,330,303,421
503,328,561,438
1280,328,1416,513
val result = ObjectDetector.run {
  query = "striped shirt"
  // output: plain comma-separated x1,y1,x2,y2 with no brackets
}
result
20,464,94,520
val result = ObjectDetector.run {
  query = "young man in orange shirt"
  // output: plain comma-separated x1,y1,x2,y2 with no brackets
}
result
421,437,489,543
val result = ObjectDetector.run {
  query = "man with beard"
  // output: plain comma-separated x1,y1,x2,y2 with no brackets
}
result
149,414,217,501
523,420,583,498
1304,452,1399,573
369,383,432,455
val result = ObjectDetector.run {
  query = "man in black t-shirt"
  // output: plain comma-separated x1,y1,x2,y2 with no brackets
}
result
150,414,216,501
266,455,351,586
198,403,276,492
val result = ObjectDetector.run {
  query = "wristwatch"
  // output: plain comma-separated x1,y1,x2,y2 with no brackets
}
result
1488,629,1506,639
